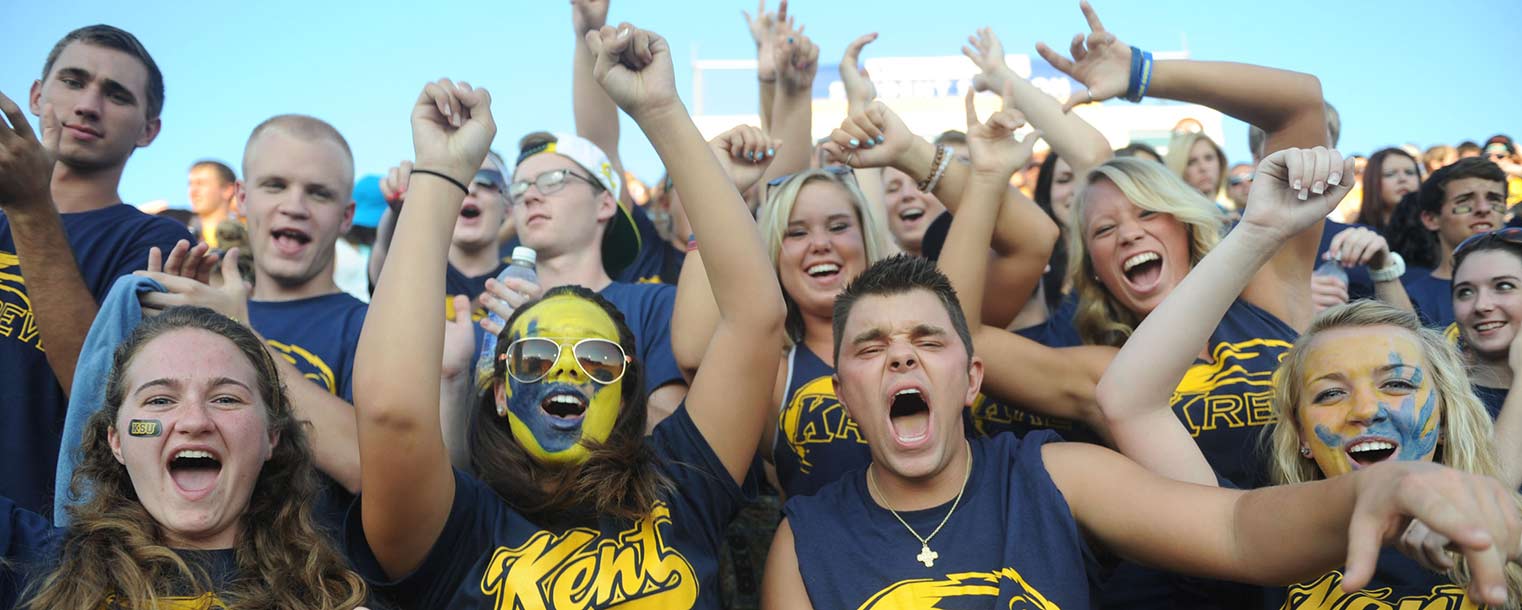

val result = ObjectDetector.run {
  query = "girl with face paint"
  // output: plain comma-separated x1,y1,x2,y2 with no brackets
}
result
1101,146,1522,606
350,24,785,610
2,307,367,610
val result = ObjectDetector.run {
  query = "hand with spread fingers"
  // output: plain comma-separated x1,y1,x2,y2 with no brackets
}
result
411,79,496,185
744,0,793,83
1239,147,1357,243
964,84,1043,180
817,101,913,169
708,124,781,193
840,33,879,112
135,247,250,323
963,27,1015,96
147,239,222,286
1343,461,1522,605
585,23,681,119
773,24,819,96
0,90,58,212
1035,0,1130,112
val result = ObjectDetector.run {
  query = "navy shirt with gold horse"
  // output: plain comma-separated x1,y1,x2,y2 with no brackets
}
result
347,405,743,610
784,431,1096,609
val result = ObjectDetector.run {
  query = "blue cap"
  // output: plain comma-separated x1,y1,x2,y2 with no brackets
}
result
352,174,386,228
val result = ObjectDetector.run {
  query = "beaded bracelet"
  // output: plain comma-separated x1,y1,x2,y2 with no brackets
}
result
925,146,954,194
917,145,948,192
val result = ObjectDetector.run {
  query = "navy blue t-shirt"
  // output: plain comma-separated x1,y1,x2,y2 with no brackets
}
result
1171,298,1297,490
1014,291,1083,348
445,260,508,325
346,405,744,610
1401,267,1455,329
773,345,867,500
1317,220,1377,301
599,281,683,392
248,291,367,531
0,204,189,517
1474,384,1507,421
784,431,1096,609
1265,548,1476,609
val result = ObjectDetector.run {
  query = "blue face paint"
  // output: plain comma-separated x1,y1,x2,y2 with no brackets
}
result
1311,351,1441,469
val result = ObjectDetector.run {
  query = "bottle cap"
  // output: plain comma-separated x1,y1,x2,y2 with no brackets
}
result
511,246,537,265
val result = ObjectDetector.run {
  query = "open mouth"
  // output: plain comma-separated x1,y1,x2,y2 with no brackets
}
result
168,449,222,495
887,388,931,445
460,203,482,219
898,208,925,223
1470,222,1495,233
271,228,312,252
805,263,841,279
1121,251,1164,289
1345,438,1398,468
539,390,588,427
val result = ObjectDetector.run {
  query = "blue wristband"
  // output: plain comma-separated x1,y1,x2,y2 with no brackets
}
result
1124,45,1144,102
1135,50,1154,101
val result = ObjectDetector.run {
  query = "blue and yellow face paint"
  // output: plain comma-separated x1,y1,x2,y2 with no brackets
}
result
1298,329,1442,478
494,295,624,464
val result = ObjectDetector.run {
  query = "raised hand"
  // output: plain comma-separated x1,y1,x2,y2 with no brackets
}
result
0,90,58,212
411,79,495,183
963,27,1015,95
1324,225,1392,269
147,239,221,285
1239,147,1356,242
586,23,680,119
478,276,544,336
818,101,914,169
744,0,793,82
136,248,251,323
1035,0,1130,112
773,26,819,96
1343,461,1522,605
570,0,610,37
441,294,477,381
840,33,879,111
709,124,780,193
965,84,1042,179
380,160,415,211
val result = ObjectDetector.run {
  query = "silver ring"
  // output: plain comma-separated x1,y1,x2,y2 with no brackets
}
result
1085,89,1094,103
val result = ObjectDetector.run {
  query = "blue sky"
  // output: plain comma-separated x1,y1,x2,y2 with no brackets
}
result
3,0,1518,208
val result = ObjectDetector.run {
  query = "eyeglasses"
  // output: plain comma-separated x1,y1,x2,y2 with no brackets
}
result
762,166,857,207
508,169,603,202
471,169,505,194
501,337,631,385
1452,227,1522,263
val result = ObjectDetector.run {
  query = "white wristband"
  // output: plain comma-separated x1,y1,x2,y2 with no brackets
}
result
1369,251,1406,283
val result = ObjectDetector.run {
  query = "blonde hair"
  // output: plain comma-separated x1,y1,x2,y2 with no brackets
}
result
1165,132,1227,201
756,169,899,345
1267,301,1522,604
1066,157,1224,346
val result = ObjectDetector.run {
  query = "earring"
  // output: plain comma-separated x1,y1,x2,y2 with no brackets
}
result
496,400,507,417
1299,445,1312,458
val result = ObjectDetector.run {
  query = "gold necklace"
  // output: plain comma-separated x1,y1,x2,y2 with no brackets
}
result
866,439,973,568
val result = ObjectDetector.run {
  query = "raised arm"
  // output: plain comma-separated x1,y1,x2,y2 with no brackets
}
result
352,79,495,579
1037,0,1328,330
743,0,790,132
588,24,786,484
570,0,633,205
759,20,817,186
964,27,1112,176
823,102,1059,328
0,91,97,393
1046,441,1522,607
1097,148,1355,485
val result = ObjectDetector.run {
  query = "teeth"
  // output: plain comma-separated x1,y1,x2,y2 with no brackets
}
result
174,449,214,460
807,263,840,276
1477,321,1506,331
549,395,584,405
895,388,921,397
900,208,925,220
1122,252,1160,272
1348,441,1395,454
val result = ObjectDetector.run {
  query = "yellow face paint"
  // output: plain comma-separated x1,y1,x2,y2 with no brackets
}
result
496,294,625,464
1296,326,1441,478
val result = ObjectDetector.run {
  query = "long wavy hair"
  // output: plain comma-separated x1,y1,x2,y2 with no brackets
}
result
1267,301,1522,603
1031,152,1069,313
1164,132,1227,201
21,306,365,610
1358,148,1421,233
755,168,899,346
471,285,669,528
1066,157,1224,346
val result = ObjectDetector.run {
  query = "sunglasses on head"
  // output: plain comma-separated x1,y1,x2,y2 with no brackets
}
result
1228,174,1254,187
762,166,856,206
501,337,630,385
1453,227,1522,261
472,169,505,193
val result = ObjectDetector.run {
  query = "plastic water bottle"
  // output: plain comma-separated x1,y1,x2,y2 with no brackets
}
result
477,247,537,379
1314,259,1348,285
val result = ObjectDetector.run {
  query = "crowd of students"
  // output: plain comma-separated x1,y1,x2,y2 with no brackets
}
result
3,1,1522,609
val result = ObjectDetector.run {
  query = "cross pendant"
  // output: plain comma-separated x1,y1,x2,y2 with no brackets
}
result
916,543,938,568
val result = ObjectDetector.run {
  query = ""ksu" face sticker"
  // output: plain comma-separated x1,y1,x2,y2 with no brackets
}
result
128,419,162,437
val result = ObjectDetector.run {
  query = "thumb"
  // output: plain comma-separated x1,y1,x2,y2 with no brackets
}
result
40,103,61,161
220,247,242,289
1017,130,1045,158
450,295,473,327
